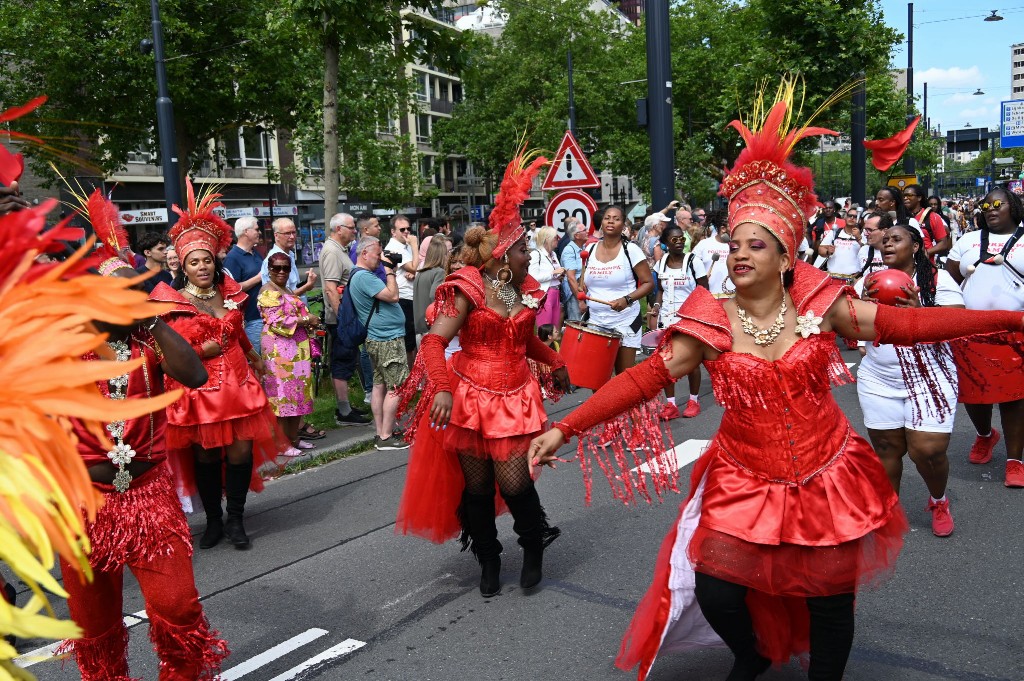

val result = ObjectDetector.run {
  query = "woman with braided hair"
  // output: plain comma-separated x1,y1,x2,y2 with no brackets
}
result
946,186,1024,487
394,152,570,598
855,224,964,537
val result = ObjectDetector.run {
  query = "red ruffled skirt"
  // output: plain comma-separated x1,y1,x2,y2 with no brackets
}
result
953,333,1024,404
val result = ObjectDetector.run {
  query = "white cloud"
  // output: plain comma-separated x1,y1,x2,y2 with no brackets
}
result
956,104,1001,124
917,66,982,88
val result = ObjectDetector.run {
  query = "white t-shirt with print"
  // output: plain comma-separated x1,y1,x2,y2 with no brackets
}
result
691,236,731,296
858,243,885,278
820,229,862,275
583,241,646,328
948,229,1024,311
385,237,415,301
655,253,706,327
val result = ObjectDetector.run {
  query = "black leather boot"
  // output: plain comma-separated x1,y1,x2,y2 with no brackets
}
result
504,484,560,589
459,491,502,596
194,458,224,549
223,460,253,550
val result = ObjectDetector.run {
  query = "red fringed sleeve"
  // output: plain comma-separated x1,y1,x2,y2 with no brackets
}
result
525,334,566,402
525,333,566,370
554,353,678,506
395,333,450,444
874,304,1024,345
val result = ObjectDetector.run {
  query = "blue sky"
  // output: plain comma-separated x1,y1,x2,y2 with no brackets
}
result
878,0,1023,133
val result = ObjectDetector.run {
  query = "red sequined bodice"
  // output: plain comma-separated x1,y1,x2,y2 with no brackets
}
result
450,305,535,393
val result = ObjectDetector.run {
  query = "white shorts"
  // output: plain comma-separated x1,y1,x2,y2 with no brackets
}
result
589,309,643,349
857,379,957,433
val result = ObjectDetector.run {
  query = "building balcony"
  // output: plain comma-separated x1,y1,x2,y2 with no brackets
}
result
430,98,453,115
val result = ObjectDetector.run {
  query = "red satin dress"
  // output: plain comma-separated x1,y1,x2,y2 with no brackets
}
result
150,279,286,493
617,266,908,679
395,268,550,542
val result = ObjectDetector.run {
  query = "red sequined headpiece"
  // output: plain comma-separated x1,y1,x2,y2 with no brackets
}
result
720,82,840,268
488,148,548,260
169,179,233,261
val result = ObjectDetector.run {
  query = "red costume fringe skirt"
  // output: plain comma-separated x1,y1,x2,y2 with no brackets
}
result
953,333,1024,403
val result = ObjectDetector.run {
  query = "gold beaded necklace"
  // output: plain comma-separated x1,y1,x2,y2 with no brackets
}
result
736,296,788,346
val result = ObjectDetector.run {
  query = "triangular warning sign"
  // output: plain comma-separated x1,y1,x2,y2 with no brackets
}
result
541,130,601,190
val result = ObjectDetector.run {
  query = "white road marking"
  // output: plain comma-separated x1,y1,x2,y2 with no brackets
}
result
846,362,857,369
382,572,455,610
632,439,711,476
15,611,151,668
265,639,367,681
220,628,330,680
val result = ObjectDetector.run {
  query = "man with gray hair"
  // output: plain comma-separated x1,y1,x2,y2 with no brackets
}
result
348,236,409,450
320,212,370,425
260,217,317,295
223,215,266,349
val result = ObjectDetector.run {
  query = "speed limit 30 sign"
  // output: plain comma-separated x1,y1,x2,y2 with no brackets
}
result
544,189,599,235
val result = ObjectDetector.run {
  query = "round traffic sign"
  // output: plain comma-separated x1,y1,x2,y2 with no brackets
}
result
544,190,599,234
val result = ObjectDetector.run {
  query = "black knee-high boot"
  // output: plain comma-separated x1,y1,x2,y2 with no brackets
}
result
806,593,855,681
459,491,502,596
694,573,770,681
194,459,224,549
223,460,253,550
503,483,560,589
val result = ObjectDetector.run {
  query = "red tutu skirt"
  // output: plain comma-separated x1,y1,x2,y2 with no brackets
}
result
954,334,1024,404
166,403,288,494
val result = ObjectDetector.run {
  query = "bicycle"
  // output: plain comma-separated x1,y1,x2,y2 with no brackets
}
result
306,292,331,397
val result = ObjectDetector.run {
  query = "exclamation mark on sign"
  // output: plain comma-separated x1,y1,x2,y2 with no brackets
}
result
565,153,573,178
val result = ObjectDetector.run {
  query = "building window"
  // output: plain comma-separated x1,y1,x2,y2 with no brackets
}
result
416,114,431,144
414,72,429,102
225,128,271,168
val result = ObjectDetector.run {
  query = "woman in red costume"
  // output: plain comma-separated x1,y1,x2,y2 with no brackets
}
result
395,152,570,597
530,90,1024,681
151,181,286,550
61,190,229,680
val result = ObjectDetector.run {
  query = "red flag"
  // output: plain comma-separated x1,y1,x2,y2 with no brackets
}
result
863,116,921,172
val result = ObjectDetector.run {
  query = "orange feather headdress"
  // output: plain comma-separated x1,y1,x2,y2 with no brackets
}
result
488,146,548,260
720,78,852,267
169,178,233,261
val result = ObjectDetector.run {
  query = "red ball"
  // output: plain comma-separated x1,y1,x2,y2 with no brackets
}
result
864,269,915,306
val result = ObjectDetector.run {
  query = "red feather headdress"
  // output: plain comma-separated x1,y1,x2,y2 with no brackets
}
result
720,78,850,267
488,147,548,260
61,177,133,277
169,178,233,261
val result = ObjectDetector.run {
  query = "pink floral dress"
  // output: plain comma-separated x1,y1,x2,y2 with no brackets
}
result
257,288,314,418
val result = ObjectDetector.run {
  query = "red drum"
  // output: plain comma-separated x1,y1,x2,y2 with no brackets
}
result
560,321,622,390
640,328,665,354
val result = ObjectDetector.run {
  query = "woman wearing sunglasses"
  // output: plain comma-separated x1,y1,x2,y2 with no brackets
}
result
946,187,1024,487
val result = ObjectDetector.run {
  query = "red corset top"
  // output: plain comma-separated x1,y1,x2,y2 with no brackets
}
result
450,306,535,392
704,333,854,484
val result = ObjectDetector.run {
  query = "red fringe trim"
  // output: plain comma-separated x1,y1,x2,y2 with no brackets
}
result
148,612,230,681
57,623,137,681
528,358,564,403
895,344,957,426
574,398,678,506
84,466,193,573
395,349,433,445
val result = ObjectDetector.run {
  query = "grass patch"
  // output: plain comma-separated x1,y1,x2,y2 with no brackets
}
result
278,438,377,476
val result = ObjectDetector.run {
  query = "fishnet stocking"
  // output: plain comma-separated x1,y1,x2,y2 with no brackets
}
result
458,454,532,497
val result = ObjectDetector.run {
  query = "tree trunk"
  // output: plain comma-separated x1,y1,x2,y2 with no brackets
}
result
322,14,340,218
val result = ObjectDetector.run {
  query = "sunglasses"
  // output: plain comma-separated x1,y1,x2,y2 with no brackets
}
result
846,213,858,218
980,200,1004,211
269,265,291,273
397,228,410,233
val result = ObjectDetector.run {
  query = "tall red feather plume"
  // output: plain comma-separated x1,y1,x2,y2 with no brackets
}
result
0,200,98,285
85,189,129,261
489,149,548,259
169,178,233,259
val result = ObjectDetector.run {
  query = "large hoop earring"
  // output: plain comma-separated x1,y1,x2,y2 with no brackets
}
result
496,263,513,284
722,277,735,295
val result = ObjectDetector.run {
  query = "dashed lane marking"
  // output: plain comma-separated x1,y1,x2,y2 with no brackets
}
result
264,638,367,681
631,439,711,476
220,628,329,680
15,611,150,668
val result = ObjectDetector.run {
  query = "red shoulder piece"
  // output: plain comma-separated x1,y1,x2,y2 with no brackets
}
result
434,267,486,318
789,260,854,316
663,287,732,353
520,274,545,305
220,276,247,307
149,281,197,315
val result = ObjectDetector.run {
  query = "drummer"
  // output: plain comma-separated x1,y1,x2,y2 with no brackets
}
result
647,224,709,419
581,206,655,376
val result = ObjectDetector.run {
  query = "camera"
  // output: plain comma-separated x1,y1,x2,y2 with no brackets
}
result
381,250,404,268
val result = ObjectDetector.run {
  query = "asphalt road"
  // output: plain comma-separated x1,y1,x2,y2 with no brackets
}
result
16,345,1024,681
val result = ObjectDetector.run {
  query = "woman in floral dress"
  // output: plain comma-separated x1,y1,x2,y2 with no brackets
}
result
259,251,319,456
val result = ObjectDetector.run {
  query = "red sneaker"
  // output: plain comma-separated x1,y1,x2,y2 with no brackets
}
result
660,402,681,421
682,399,701,418
968,429,1000,464
927,498,954,537
1005,459,1024,488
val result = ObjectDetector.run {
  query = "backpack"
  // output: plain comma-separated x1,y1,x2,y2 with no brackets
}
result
336,268,379,350
654,252,698,281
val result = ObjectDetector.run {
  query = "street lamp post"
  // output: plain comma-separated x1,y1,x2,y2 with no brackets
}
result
645,0,675,208
904,2,915,175
145,0,182,226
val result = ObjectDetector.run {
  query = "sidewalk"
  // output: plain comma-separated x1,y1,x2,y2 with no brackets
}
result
284,420,378,465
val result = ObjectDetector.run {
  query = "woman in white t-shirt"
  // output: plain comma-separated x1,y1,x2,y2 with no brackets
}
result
945,187,1024,488
817,209,863,282
647,224,708,420
856,225,964,537
691,218,732,298
581,206,654,375
528,226,565,331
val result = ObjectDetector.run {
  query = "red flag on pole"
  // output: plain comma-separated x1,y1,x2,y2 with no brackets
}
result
863,116,921,172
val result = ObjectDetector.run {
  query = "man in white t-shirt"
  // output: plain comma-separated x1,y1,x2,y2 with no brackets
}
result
857,212,892,280
817,208,863,282
384,215,419,366
691,218,732,298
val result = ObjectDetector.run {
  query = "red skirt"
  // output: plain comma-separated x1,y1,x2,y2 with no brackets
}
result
954,334,1024,404
166,403,289,494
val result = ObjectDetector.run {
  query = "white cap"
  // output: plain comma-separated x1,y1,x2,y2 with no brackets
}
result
644,213,670,228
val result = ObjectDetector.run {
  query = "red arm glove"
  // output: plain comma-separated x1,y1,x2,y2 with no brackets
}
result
874,304,1024,345
525,334,566,369
418,333,452,392
554,352,672,438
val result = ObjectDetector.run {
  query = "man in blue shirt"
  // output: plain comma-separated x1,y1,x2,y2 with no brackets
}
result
223,216,266,349
351,214,387,282
350,235,409,451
